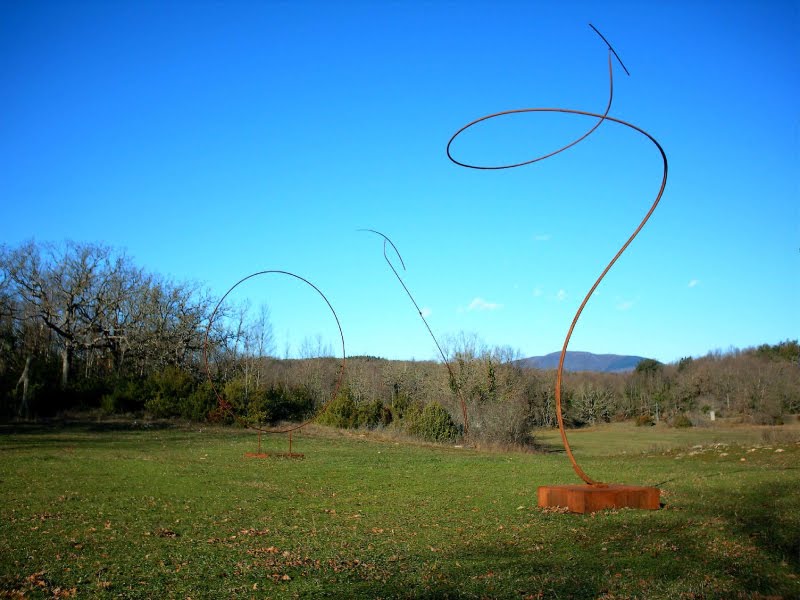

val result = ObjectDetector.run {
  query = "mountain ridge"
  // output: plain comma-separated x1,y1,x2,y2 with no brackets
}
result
516,351,649,373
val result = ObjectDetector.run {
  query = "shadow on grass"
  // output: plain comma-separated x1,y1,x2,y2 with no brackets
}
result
0,419,202,453
702,479,800,571
245,495,800,600
0,418,179,435
310,487,799,599
530,441,565,454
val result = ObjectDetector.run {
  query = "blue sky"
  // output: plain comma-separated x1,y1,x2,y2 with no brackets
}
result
1,1,797,363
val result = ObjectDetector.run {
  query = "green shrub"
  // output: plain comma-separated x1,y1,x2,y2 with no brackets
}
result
243,386,290,425
205,380,318,425
355,398,392,428
221,378,248,412
318,392,391,430
390,392,412,421
670,413,693,428
318,392,358,428
144,366,195,418
143,394,178,419
101,378,147,414
406,401,460,442
400,401,424,434
242,387,271,423
181,380,218,421
265,385,315,423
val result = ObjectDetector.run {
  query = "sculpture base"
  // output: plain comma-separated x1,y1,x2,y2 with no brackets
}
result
244,452,304,459
538,484,660,513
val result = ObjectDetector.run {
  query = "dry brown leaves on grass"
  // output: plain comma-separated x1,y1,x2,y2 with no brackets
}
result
0,572,78,599
242,545,391,584
536,505,570,514
154,527,179,538
239,527,270,536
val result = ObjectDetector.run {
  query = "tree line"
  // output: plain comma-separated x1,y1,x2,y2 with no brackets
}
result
0,240,219,417
1,240,798,443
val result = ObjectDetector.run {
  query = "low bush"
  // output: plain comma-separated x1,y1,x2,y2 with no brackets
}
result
144,366,195,418
318,391,391,430
635,414,655,427
356,398,392,428
389,392,412,421
462,397,534,445
670,413,694,428
101,378,147,414
273,385,316,423
405,401,460,442
318,392,357,428
751,411,784,426
251,384,315,424
182,380,218,421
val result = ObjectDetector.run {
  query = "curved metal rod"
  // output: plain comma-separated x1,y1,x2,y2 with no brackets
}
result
589,23,630,76
452,112,667,485
358,228,407,270
446,27,667,486
359,229,470,435
550,113,666,484
203,270,346,435
446,48,615,170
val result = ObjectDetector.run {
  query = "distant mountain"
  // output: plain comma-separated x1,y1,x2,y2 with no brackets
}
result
516,351,649,373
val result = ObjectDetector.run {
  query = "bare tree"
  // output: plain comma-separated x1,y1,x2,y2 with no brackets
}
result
2,240,119,387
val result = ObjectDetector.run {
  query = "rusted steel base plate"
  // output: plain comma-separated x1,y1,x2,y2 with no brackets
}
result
538,484,660,513
244,452,305,459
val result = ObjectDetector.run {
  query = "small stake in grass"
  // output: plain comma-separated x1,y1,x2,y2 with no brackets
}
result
244,430,305,459
447,24,664,512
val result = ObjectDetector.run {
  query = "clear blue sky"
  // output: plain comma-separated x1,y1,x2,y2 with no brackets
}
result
1,1,798,363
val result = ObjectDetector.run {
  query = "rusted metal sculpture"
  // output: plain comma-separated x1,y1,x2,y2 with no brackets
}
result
203,270,346,458
447,25,666,511
360,229,470,435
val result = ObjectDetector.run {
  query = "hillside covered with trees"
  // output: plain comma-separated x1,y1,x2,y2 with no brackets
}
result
1,240,798,444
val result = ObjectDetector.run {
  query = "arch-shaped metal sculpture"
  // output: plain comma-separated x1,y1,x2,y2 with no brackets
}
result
203,270,346,456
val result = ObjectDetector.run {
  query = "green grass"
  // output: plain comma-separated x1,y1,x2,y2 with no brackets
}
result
534,420,800,456
1,421,798,599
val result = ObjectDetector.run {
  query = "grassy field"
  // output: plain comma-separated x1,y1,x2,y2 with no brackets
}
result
533,419,800,456
1,420,798,599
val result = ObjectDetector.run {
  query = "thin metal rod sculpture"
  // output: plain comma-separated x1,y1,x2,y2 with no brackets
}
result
447,25,668,488
360,229,470,435
203,270,346,448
